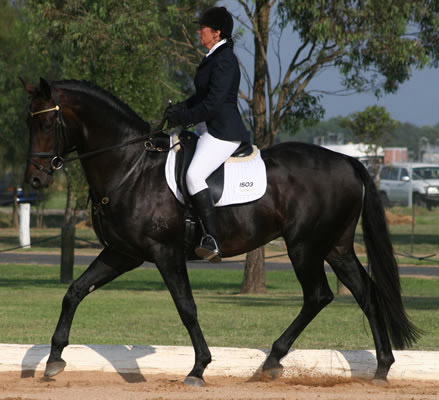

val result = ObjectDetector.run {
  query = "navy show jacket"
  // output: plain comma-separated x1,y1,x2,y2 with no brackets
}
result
183,42,250,142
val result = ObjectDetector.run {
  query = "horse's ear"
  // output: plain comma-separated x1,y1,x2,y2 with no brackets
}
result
39,77,52,100
19,77,37,94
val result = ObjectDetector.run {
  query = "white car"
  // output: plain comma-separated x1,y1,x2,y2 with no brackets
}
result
378,163,439,209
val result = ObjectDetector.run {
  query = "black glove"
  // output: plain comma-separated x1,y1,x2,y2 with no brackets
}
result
164,102,187,129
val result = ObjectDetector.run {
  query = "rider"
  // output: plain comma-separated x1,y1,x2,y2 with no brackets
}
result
165,6,249,262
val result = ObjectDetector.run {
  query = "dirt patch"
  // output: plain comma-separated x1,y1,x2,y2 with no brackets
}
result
0,371,438,400
385,211,413,225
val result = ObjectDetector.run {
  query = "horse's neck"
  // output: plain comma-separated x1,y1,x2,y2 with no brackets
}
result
75,104,132,148
72,104,149,198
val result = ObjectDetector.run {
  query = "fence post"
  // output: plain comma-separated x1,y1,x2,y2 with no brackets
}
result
18,203,31,249
61,223,75,283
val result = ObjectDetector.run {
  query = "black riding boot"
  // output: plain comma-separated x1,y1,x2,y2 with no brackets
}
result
191,188,221,263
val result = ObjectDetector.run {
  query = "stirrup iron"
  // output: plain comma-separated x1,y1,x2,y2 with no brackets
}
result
196,234,222,263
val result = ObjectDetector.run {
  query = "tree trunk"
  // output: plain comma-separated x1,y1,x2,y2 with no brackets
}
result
36,191,45,228
64,176,75,226
60,170,76,283
252,0,271,148
241,247,267,294
240,0,272,294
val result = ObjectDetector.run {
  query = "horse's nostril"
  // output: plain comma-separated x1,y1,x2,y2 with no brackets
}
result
31,177,42,189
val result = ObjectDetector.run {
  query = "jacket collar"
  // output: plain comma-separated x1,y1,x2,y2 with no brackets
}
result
198,41,230,68
205,39,227,58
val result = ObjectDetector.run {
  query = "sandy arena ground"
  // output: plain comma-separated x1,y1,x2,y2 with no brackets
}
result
1,371,439,400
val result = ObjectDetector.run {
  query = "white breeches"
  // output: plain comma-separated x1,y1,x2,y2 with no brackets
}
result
186,131,240,196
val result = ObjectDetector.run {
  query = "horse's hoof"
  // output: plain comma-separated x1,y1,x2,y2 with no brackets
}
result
261,367,284,380
44,360,66,377
183,376,205,387
372,378,389,386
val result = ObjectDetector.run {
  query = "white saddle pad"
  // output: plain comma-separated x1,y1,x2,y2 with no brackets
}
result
165,135,267,207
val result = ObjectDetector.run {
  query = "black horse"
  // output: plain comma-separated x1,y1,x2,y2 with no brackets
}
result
22,78,419,386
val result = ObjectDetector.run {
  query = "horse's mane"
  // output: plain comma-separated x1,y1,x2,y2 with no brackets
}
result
53,79,150,130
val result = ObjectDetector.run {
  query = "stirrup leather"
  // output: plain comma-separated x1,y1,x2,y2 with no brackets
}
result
195,234,222,263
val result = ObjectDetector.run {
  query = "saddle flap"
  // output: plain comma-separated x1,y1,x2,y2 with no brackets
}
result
174,131,224,205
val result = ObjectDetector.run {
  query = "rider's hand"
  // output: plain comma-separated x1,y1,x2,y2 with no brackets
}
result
165,102,186,128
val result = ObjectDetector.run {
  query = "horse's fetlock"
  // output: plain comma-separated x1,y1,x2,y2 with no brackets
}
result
378,351,395,367
263,355,283,371
202,354,212,367
51,334,68,351
270,341,288,361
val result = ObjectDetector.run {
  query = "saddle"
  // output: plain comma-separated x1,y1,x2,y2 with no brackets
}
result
174,130,254,206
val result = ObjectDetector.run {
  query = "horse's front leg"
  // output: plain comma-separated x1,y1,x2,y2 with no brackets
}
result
45,248,142,377
155,247,211,387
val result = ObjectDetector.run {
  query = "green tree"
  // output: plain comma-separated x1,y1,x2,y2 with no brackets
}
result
280,116,355,144
25,0,183,120
0,1,47,226
233,0,439,293
342,105,399,179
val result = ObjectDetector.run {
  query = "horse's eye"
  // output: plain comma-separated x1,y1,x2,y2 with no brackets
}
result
42,121,52,132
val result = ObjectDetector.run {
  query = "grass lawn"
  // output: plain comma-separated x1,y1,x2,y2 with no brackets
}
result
1,264,438,351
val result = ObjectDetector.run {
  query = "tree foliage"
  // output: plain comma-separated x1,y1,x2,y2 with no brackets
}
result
0,1,38,183
25,0,185,120
236,0,439,147
342,105,399,177
342,105,399,147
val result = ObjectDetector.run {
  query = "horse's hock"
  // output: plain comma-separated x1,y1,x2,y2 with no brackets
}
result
1,344,437,381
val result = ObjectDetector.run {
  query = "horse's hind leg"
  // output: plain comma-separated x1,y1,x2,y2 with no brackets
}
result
45,248,142,377
326,247,394,382
263,244,334,378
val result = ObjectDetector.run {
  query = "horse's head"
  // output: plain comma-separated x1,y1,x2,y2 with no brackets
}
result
22,78,69,189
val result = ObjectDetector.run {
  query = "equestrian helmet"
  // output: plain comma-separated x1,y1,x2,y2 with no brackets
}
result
195,7,233,38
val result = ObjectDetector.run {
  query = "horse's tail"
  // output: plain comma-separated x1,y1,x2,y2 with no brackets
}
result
348,157,421,349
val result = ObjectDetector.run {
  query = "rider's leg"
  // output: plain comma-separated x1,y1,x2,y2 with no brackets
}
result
186,132,240,262
191,188,220,261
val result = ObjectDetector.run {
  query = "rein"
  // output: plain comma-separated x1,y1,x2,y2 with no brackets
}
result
28,96,171,175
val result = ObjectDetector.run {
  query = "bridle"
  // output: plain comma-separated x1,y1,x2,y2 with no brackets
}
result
27,88,170,177
27,87,70,175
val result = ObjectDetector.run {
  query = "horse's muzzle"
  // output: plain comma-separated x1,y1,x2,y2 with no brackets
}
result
26,171,54,190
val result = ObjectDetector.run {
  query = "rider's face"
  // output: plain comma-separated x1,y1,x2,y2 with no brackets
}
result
198,25,221,50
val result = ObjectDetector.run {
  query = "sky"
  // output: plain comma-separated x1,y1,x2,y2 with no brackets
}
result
221,1,439,128
315,67,439,127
